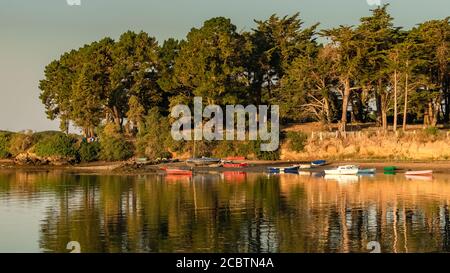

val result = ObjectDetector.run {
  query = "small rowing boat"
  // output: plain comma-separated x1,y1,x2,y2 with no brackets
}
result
384,166,397,172
405,170,433,176
358,168,376,174
186,157,221,166
268,166,299,174
297,164,312,169
311,160,327,167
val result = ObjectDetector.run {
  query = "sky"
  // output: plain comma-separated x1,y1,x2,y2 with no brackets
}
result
0,0,449,132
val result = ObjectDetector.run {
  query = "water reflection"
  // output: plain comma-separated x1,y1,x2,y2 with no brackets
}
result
0,170,449,253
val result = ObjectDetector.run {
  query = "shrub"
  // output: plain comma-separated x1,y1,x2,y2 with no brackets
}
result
99,124,134,161
424,126,439,136
77,141,100,162
34,134,77,158
213,141,237,158
0,132,12,158
9,133,34,156
286,131,308,152
235,140,280,160
136,108,173,159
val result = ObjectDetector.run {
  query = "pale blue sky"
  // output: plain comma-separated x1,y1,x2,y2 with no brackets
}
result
0,0,449,132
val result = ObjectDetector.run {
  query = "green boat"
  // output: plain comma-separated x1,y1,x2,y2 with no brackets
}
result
384,166,397,172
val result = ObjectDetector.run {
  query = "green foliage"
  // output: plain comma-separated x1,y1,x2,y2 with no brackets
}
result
136,108,173,159
246,140,280,160
37,8,450,155
99,124,133,161
77,141,101,163
35,134,77,158
424,126,439,136
9,133,34,156
212,141,237,158
0,132,13,158
286,131,308,152
173,17,248,105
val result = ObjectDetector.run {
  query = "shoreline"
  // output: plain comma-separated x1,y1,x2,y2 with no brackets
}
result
0,159,449,175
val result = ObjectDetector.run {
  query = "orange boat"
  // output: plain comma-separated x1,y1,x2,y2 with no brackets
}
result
161,167,193,176
223,162,249,168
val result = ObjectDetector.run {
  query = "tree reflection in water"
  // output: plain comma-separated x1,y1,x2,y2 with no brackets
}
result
0,171,450,253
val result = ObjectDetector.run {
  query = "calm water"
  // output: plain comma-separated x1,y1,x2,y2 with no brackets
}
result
0,170,450,253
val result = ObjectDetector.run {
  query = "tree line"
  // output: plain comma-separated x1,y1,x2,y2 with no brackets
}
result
39,5,450,137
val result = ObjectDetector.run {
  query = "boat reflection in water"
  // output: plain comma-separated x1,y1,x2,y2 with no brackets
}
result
405,175,434,181
324,174,359,183
1,171,450,253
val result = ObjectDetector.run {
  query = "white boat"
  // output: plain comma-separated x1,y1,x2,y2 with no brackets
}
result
404,170,433,176
296,164,312,169
324,165,359,175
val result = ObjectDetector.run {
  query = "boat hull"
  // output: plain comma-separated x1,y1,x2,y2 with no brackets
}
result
268,166,299,174
405,170,433,176
324,170,359,175
311,160,327,167
223,163,249,168
358,168,376,174
186,158,221,166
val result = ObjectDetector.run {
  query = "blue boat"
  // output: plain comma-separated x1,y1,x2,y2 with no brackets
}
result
268,166,299,174
311,160,327,167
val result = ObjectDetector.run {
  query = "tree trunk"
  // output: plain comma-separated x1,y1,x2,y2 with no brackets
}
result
402,72,409,132
381,91,388,131
340,78,351,132
382,108,387,131
393,70,398,132
324,98,332,125
113,106,121,129
376,79,383,127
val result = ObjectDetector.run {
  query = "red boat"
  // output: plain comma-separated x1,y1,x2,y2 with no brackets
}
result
223,163,249,168
161,167,193,176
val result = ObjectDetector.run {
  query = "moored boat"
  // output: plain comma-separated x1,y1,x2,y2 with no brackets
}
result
268,166,299,174
384,166,397,172
324,165,359,175
186,157,221,166
405,170,433,176
298,164,312,169
358,168,376,174
311,160,327,167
